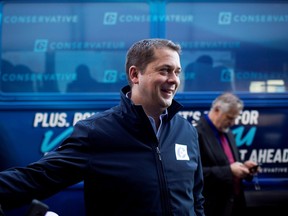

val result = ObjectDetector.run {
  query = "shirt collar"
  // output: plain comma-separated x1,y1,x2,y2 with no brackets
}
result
126,91,168,117
205,114,223,136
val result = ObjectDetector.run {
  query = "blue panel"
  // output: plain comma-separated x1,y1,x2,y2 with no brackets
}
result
0,2,151,96
166,2,288,93
0,1,288,216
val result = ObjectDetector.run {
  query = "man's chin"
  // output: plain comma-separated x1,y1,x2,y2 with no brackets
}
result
161,98,172,107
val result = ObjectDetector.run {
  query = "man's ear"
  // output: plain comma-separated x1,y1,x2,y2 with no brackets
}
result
129,66,139,84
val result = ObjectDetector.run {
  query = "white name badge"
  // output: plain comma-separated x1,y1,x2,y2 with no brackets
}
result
175,144,190,161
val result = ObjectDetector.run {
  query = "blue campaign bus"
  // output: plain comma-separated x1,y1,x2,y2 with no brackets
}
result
0,0,288,215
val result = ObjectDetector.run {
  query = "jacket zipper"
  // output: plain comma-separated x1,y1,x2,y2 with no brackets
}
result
155,145,173,216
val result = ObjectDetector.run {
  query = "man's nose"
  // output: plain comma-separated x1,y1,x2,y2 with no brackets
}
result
168,72,180,84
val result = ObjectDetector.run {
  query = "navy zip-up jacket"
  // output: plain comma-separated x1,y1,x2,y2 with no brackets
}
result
0,85,205,216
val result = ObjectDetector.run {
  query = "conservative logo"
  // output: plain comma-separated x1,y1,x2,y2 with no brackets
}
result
218,12,232,25
34,39,49,52
103,12,118,25
218,11,288,25
33,39,125,52
175,144,190,161
103,12,193,25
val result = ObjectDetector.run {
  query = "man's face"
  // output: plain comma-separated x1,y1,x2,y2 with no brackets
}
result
216,108,240,133
132,48,181,114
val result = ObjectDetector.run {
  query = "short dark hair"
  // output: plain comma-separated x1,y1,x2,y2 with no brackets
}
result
125,38,181,86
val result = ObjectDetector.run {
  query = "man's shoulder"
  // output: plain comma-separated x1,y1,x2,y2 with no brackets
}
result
195,117,207,129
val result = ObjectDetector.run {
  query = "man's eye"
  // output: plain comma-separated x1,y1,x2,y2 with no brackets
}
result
159,68,169,74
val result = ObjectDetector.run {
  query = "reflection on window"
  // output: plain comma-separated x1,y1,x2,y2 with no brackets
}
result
250,80,285,93
183,51,235,92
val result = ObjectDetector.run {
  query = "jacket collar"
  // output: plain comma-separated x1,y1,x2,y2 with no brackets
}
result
120,85,183,121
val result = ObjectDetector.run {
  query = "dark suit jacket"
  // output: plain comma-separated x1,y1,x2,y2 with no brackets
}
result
196,116,246,216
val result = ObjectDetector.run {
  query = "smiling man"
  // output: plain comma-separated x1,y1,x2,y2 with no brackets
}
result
0,39,205,216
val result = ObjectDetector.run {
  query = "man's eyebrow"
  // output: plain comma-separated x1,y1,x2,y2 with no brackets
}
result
158,64,181,70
